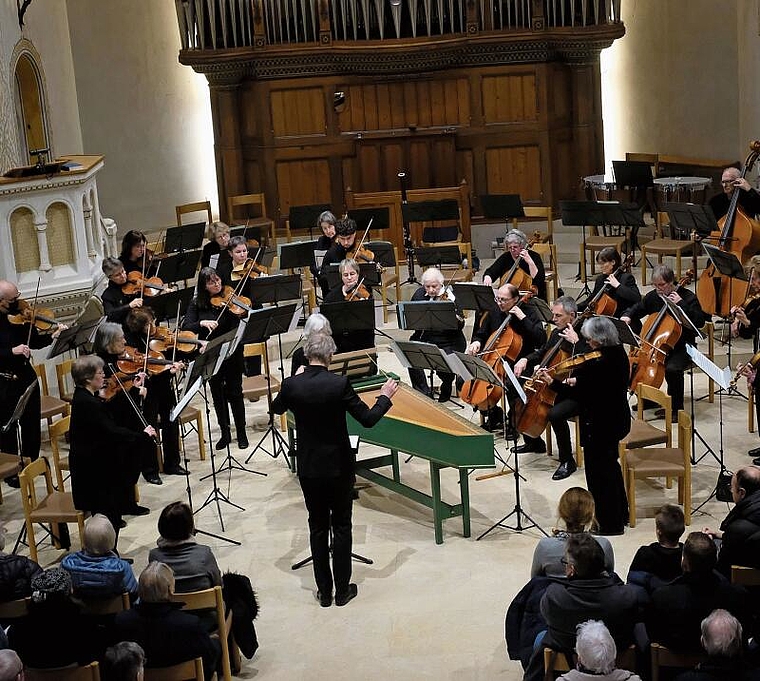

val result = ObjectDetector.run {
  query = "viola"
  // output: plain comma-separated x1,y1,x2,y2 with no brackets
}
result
210,286,253,317
628,269,694,391
99,372,136,401
231,258,267,282
117,347,177,376
7,299,58,332
121,271,172,297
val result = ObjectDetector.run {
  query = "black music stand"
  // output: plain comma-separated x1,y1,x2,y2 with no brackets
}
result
46,316,104,359
612,160,654,189
249,274,302,305
451,283,498,315
414,245,462,270
245,304,300,467
152,249,202,286
164,222,205,253
288,204,332,240
348,207,390,233
279,240,319,271
401,198,461,285
480,194,525,229
230,224,263,245
663,202,718,240
145,287,195,324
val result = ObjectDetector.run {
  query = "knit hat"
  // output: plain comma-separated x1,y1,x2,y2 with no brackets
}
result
31,567,72,603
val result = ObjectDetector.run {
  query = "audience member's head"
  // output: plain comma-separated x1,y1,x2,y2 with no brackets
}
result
0,649,23,681
655,503,685,547
574,620,617,675
701,609,743,659
564,533,606,580
103,641,146,681
682,531,717,575
83,514,117,556
30,567,72,604
555,487,597,534
138,562,175,603
157,501,195,542
732,465,760,505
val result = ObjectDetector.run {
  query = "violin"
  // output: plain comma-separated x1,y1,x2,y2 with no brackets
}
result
346,244,376,265
117,347,178,376
231,257,267,282
345,281,371,301
628,269,694,391
7,299,58,332
586,253,634,317
99,372,136,401
149,327,204,354
121,271,172,297
210,286,253,317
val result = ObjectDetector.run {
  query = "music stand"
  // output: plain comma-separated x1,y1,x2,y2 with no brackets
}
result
603,315,640,348
401,199,461,285
414,245,462,269
348,207,390,233
145,287,195,324
451,283,498,314
288,204,332,240
230,224,263,245
279,240,319,271
47,316,104,359
163,222,205,253
249,274,302,305
612,160,654,188
663,202,718,240
153,249,202,286
480,194,525,229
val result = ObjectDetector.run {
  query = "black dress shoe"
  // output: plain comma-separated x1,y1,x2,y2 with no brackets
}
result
117,519,127,529
143,473,163,485
237,433,249,449
596,527,625,537
748,446,760,458
754,456,760,466
438,385,453,403
317,591,332,607
164,466,189,476
126,505,150,516
552,460,577,480
335,583,358,606
512,440,547,454
5,476,20,488
215,431,232,450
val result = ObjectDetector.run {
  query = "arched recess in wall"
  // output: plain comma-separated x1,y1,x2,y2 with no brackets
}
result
46,201,75,267
10,206,40,272
11,40,51,164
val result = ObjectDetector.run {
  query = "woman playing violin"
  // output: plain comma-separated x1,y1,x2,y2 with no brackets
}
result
408,268,466,403
536,316,630,535
0,280,67,474
323,259,375,355
318,218,359,297
200,221,232,270
125,308,188,477
119,230,149,275
101,257,143,326
482,229,546,301
182,267,249,450
578,247,641,323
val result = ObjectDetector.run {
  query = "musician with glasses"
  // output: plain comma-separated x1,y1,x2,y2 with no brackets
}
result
709,166,760,221
482,229,546,301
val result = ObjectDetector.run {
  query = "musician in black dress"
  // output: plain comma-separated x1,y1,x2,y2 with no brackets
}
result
539,316,630,535
119,230,149,274
0,280,66,484
579,247,641,329
323,259,375,355
318,218,358,297
709,167,760,221
101,257,143,326
407,268,466,403
466,283,545,432
513,296,589,479
622,264,707,419
316,211,337,251
200,221,231,270
482,229,546,301
182,267,248,450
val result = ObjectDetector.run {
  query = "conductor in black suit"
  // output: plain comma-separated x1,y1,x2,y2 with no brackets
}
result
271,333,398,607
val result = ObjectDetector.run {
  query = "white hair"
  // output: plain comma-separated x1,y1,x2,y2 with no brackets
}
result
575,620,617,674
701,609,743,658
421,268,444,285
304,312,332,339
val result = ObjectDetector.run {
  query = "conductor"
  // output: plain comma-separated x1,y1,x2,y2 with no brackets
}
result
271,333,399,608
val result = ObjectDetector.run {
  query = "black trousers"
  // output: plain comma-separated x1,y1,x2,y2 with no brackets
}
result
0,371,41,461
665,349,691,412
143,374,180,470
299,474,354,596
209,348,246,434
525,397,582,463
583,438,628,534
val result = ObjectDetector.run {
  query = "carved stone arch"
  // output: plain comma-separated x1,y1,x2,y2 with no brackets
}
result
10,39,53,164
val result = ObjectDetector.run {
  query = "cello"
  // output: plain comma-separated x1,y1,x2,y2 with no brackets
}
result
458,290,534,410
696,140,760,316
628,269,694,391
585,253,634,317
498,231,542,293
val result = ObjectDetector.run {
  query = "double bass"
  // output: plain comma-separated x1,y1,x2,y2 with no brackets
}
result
628,270,694,391
697,140,760,316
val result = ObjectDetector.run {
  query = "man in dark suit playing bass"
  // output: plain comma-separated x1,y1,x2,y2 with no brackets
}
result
271,333,398,608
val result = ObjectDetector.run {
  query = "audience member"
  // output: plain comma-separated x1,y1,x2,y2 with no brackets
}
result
531,488,614,578
703,466,760,575
557,620,642,681
111,562,219,679
8,567,98,668
0,650,22,681
0,524,42,602
148,501,222,593
102,641,146,681
646,532,749,652
62,514,138,598
674,609,760,681
628,504,684,591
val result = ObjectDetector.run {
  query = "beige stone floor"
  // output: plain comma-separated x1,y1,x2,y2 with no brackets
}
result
5,238,757,680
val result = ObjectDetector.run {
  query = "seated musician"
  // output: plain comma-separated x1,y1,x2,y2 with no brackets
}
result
182,267,249,450
119,229,150,275
408,268,466,403
578,247,641,327
482,229,546,301
200,221,232,270
318,218,359,296
621,264,707,420
101,257,143,325
466,283,545,432
323,259,375,355
709,166,760,221
316,210,337,251
513,296,589,479
124,308,188,477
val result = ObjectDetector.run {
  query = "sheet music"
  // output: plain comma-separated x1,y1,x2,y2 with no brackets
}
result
686,344,731,389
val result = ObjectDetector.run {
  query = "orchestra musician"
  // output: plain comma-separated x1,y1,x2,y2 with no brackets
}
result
69,355,156,537
407,268,466,403
316,211,337,251
101,257,143,326
466,283,545,432
538,317,630,535
182,267,249,450
482,229,546,301
578,247,641,325
124,308,188,477
0,280,67,485
513,296,589,479
621,264,707,419
119,230,150,274
200,221,232,270
709,166,760,221
318,218,359,296
270,333,398,607
323,259,375,355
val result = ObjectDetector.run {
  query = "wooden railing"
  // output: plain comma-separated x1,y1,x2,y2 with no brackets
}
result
175,0,621,49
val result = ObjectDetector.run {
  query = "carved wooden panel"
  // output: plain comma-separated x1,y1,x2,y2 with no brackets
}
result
485,145,542,201
271,87,326,137
275,159,331,215
481,73,538,124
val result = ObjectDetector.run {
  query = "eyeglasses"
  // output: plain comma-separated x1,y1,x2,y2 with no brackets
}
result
721,179,737,186
495,296,515,304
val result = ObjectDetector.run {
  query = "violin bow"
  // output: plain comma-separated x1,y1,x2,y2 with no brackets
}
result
26,277,42,346
346,277,367,302
353,217,374,254
107,364,155,440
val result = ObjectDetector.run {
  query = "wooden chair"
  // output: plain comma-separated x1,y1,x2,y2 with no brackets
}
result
0,596,30,620
543,644,635,680
731,564,760,586
620,384,672,463
143,658,205,681
78,592,131,616
366,241,400,323
226,193,275,243
55,358,75,403
19,457,85,563
176,200,212,228
24,662,101,681
49,415,71,491
532,241,560,300
640,212,694,285
544,415,583,468
169,586,238,681
0,451,26,504
650,642,706,681
623,410,692,528
242,343,284,430
179,405,206,461
34,364,69,438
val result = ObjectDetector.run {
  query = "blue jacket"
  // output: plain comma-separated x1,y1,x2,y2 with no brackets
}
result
61,551,137,598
